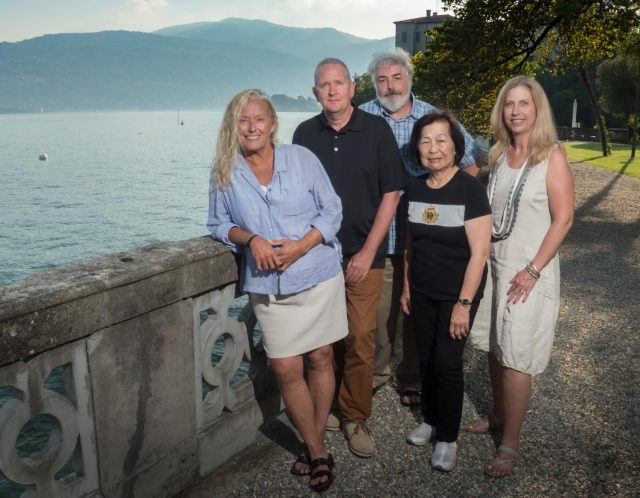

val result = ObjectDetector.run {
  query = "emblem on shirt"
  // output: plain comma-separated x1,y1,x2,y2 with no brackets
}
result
422,205,439,224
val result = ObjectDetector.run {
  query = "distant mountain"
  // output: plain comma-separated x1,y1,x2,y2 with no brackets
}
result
0,19,394,112
155,18,392,65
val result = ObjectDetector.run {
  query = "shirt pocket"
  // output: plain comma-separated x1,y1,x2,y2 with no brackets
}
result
234,190,265,232
280,187,314,216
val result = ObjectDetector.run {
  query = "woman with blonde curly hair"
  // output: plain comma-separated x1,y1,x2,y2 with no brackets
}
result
208,89,347,492
468,75,574,477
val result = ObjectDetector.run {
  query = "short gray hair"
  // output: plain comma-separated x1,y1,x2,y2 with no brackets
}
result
367,48,414,82
314,58,352,86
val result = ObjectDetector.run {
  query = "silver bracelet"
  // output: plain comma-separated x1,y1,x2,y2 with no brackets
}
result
525,263,540,280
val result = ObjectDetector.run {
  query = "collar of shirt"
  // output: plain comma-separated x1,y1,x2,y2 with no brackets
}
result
362,94,436,122
318,106,366,134
236,147,285,193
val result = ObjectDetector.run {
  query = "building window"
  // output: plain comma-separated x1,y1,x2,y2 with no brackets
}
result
401,31,407,42
415,31,421,42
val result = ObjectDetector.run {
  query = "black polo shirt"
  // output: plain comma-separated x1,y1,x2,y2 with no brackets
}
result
293,107,406,268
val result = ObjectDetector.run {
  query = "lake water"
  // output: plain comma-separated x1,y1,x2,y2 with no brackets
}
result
0,110,316,287
1,110,313,495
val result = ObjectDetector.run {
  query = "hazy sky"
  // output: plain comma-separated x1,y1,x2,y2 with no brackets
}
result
0,0,450,42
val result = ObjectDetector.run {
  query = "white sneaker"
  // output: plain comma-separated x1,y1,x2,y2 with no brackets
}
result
431,441,457,471
406,423,434,446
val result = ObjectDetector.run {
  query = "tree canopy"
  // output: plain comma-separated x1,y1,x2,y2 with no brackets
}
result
597,31,640,156
537,63,597,127
352,72,376,107
413,0,640,152
597,57,637,119
271,94,319,112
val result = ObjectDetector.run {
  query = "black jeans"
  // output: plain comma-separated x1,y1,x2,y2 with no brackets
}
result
411,290,479,442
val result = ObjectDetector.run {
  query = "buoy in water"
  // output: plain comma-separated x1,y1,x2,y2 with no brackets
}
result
39,153,48,161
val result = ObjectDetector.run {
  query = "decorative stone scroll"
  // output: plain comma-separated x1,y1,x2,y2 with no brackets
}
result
0,341,99,497
192,284,259,430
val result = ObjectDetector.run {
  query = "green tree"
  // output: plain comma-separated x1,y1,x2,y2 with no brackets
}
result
626,32,640,158
412,0,640,155
597,58,636,121
352,73,376,107
537,62,628,129
598,32,640,157
271,94,319,112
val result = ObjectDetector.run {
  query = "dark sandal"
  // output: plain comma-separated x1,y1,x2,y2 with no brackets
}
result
400,389,421,407
290,447,311,476
308,454,335,493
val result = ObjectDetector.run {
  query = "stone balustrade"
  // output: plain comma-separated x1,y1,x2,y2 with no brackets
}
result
0,237,280,497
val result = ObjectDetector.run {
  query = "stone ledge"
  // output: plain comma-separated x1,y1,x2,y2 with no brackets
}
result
0,237,232,318
0,237,239,366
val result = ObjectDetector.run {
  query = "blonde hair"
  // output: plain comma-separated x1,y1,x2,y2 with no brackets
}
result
488,75,559,169
212,89,279,187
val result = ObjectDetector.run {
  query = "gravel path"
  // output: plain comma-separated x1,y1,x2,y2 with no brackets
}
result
178,163,640,498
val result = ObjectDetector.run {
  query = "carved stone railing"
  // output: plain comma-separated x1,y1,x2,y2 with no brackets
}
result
0,237,280,497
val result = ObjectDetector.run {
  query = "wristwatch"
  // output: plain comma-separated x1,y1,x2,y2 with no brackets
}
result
458,298,472,308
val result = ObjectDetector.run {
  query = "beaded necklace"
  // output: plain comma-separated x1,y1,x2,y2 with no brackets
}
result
488,154,531,241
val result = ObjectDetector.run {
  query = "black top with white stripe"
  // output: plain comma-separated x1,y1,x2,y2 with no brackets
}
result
407,169,491,301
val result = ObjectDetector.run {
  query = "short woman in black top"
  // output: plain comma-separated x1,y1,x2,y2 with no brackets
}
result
400,110,492,471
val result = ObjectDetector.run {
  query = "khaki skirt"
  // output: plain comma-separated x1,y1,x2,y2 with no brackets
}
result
250,272,348,358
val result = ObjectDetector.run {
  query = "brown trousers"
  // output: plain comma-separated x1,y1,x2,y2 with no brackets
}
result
373,255,421,391
334,268,383,423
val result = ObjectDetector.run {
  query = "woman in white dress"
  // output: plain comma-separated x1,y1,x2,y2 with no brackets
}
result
468,76,574,477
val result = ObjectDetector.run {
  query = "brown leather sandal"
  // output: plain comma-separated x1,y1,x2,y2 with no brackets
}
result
465,414,502,434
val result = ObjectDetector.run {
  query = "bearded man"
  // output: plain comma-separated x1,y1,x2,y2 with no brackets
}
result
359,48,480,407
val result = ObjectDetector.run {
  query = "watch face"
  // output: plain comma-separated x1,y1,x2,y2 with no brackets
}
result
460,299,471,306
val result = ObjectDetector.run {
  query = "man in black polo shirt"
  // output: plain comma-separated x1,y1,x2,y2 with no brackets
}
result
293,58,406,458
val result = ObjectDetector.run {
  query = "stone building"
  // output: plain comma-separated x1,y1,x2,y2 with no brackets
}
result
394,9,455,55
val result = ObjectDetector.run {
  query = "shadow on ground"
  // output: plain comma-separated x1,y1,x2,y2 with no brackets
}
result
180,163,640,497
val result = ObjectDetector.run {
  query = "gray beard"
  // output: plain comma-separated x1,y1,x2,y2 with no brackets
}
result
378,92,411,113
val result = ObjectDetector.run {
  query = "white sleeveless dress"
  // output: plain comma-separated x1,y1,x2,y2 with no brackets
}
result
470,154,560,375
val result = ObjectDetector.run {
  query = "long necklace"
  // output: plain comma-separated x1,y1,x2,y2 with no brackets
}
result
488,154,531,241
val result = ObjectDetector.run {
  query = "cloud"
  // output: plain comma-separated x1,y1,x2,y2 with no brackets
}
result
127,0,169,14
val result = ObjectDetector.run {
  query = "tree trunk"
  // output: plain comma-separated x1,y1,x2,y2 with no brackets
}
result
578,63,611,156
632,60,640,159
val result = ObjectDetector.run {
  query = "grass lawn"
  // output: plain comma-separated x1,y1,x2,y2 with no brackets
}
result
563,141,640,179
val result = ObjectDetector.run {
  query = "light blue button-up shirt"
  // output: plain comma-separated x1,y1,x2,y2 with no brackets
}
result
207,144,343,295
360,95,480,254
